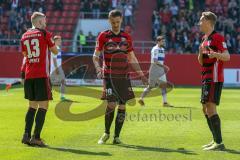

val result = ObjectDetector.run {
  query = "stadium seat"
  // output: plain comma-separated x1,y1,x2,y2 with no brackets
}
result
64,0,71,4
71,5,79,11
47,5,53,10
61,11,68,17
58,18,65,24
46,11,51,17
73,0,81,3
63,33,72,39
66,18,75,25
53,11,61,17
47,25,55,31
56,25,65,32
48,18,57,24
69,12,78,18
63,5,71,10
65,25,73,31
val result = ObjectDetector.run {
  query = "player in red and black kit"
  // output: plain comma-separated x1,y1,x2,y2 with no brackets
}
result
93,9,148,144
198,11,230,151
21,12,58,147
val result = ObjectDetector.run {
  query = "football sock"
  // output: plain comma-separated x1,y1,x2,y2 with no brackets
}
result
34,108,47,139
60,83,65,98
105,107,115,134
141,87,150,99
205,114,216,142
162,88,167,103
114,109,126,138
210,114,222,144
24,107,37,136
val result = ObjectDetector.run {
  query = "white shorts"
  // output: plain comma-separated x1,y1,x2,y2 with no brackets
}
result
149,64,167,88
50,67,65,85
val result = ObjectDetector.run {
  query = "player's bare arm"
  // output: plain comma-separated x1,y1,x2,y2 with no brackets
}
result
208,49,230,61
93,49,102,78
198,45,204,65
22,51,27,57
49,46,58,55
127,51,148,85
53,57,59,74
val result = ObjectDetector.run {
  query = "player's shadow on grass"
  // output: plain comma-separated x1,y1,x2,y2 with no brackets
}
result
223,148,240,155
45,146,112,156
117,144,197,155
172,106,197,109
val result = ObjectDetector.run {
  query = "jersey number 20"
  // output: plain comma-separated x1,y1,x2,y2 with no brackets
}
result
24,39,40,58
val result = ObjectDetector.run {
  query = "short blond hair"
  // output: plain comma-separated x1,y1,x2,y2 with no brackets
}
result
53,35,61,41
202,11,217,26
31,12,45,26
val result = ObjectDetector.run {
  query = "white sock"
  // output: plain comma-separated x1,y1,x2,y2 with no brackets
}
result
141,87,151,99
162,88,167,103
60,83,65,98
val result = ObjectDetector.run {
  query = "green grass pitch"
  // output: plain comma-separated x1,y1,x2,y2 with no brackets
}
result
0,86,239,160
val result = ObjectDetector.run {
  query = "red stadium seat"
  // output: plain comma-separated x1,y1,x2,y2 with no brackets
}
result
64,25,73,31
71,5,79,11
63,5,71,11
58,18,65,24
46,11,51,17
62,11,68,17
73,0,81,3
53,11,61,17
69,12,78,18
66,18,75,25
62,47,68,52
65,0,71,4
56,25,65,31
47,5,53,11
48,18,57,24
63,33,72,39
47,25,55,31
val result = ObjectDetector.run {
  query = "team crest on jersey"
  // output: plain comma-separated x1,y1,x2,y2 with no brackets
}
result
222,42,227,48
207,40,211,46
108,39,113,42
121,37,126,41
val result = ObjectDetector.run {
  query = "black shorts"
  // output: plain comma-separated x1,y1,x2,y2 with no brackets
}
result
101,78,135,105
201,82,223,105
24,78,52,101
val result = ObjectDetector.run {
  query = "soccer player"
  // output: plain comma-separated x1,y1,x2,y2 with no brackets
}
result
50,35,66,101
21,12,58,147
198,11,230,151
93,9,148,144
138,36,173,107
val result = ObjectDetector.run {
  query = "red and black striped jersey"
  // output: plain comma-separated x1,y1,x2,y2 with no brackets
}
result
95,30,134,78
21,28,55,79
201,31,228,83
